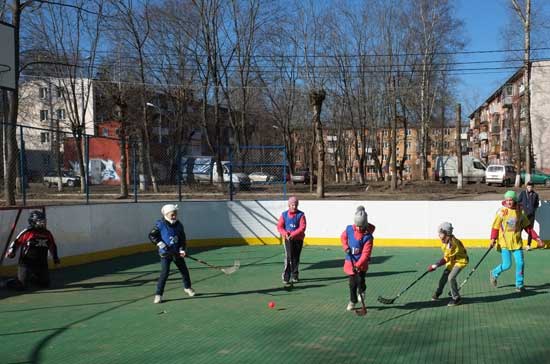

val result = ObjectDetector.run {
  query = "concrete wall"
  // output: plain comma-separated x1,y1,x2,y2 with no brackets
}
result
1,200,549,271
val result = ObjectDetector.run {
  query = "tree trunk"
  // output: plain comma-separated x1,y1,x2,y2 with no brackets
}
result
309,89,326,198
390,77,397,191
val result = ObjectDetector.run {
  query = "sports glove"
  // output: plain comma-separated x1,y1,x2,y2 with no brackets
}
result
489,239,496,248
53,257,60,265
156,242,167,249
352,266,359,274
344,248,351,255
179,250,186,257
536,239,545,249
427,264,438,272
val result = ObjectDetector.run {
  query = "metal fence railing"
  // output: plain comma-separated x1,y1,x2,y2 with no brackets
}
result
5,123,288,205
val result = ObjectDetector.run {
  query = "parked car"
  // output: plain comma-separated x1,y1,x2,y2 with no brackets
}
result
521,169,550,186
485,164,516,186
248,171,276,183
43,170,81,187
291,168,317,184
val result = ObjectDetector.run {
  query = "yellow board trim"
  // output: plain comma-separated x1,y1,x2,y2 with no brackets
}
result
2,237,546,275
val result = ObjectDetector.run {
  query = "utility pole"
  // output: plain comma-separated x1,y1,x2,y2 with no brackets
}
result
456,103,463,189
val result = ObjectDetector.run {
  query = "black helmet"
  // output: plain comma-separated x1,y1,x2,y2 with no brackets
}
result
28,210,46,228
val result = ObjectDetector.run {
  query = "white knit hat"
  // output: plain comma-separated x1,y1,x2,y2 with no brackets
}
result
161,204,178,217
438,222,453,235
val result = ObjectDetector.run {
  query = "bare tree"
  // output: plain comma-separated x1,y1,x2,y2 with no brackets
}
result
27,0,106,193
294,0,330,198
111,0,158,192
407,0,463,180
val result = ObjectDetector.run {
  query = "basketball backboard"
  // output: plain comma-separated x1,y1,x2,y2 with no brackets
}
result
0,21,15,91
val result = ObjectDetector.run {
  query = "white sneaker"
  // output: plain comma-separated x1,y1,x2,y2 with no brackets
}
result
357,292,365,303
525,245,531,251
346,301,356,311
184,288,196,297
153,295,162,304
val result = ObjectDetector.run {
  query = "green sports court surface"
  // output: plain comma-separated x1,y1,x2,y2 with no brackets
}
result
2,245,550,364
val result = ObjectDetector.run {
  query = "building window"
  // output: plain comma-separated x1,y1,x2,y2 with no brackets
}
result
39,87,48,99
56,87,63,98
407,154,411,160
406,129,412,136
56,109,65,120
406,141,411,149
383,142,388,149
102,128,109,137
505,85,513,96
40,132,50,144
40,110,48,121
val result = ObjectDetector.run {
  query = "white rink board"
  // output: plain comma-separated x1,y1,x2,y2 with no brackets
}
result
1,199,548,267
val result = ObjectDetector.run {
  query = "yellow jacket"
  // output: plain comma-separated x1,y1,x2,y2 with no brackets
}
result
491,207,531,251
441,236,469,269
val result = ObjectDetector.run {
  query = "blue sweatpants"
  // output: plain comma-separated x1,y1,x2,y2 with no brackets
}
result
491,248,524,288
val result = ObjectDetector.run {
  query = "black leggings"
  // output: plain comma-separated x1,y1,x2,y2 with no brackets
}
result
349,272,366,303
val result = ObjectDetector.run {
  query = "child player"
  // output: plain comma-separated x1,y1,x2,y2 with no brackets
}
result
149,204,195,304
3,210,60,290
489,190,544,292
341,206,375,311
428,222,468,307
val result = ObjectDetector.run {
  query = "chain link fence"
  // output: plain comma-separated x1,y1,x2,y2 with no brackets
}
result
6,123,287,205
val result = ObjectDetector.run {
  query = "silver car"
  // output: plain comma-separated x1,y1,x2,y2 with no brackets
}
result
485,164,516,186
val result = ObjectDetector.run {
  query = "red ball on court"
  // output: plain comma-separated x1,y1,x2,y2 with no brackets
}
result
268,301,276,309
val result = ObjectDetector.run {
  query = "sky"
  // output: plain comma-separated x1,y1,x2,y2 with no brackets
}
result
455,0,515,115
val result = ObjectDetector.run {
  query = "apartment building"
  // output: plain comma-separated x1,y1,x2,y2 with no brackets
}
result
298,123,461,182
18,77,95,177
468,60,550,170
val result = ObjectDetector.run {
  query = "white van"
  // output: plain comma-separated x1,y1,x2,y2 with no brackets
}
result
435,156,487,184
485,164,516,186
181,156,251,189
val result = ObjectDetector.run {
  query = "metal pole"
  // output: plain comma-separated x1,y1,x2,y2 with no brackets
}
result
132,141,138,203
228,147,233,201
18,125,26,205
177,143,182,202
85,135,90,204
283,145,287,200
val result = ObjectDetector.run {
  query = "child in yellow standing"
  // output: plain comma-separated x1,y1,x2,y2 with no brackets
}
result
489,190,543,292
428,222,469,306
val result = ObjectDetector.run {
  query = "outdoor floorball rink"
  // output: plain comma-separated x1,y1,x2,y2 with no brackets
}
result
1,200,550,363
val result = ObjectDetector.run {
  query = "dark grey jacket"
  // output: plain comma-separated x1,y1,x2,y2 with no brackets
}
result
518,190,539,217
